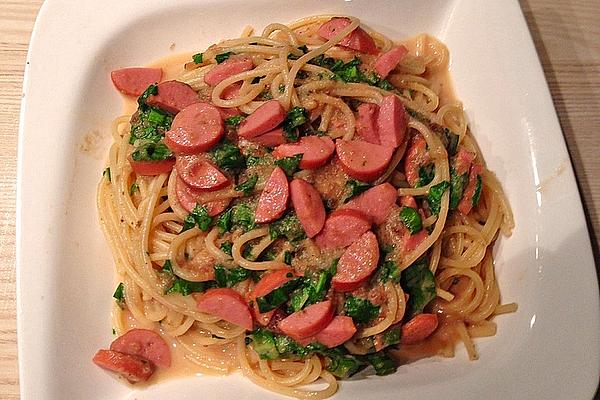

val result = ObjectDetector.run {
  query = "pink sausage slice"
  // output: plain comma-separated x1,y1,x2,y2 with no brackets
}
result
290,179,326,238
238,100,286,139
146,80,199,114
165,102,224,154
196,288,253,330
401,313,439,344
374,46,409,78
343,183,397,225
204,56,254,87
255,167,290,224
175,176,231,215
273,136,335,169
176,155,229,190
129,157,175,176
249,269,296,326
332,231,380,292
315,208,371,250
278,300,334,339
317,17,378,55
376,95,408,148
110,328,171,368
250,127,287,147
335,139,394,182
356,103,380,144
453,147,476,175
404,135,430,187
111,67,162,97
93,349,155,383
315,316,357,348
457,164,483,215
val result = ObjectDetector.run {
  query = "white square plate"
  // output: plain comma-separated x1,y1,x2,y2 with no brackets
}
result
17,0,599,399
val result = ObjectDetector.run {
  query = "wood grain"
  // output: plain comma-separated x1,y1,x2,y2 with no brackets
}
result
0,1,598,398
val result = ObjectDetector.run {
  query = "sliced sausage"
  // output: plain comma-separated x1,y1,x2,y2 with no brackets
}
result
237,100,286,139
458,164,483,215
128,157,175,176
93,349,155,383
176,155,229,190
453,147,476,175
374,46,408,78
273,135,335,169
146,80,199,114
332,231,380,292
342,183,397,225
315,208,371,250
250,127,286,147
356,103,380,144
204,198,231,216
218,107,240,120
175,176,231,215
400,195,417,209
254,167,290,224
335,139,394,182
278,300,334,339
165,102,224,154
317,17,378,55
402,228,428,252
290,179,326,238
204,56,254,87
315,316,357,348
111,67,163,97
376,95,407,148
249,269,296,326
110,328,171,368
404,134,430,187
401,313,438,344
196,288,253,330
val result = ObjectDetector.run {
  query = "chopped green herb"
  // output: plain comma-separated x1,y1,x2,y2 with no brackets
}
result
215,52,233,64
162,259,173,274
417,164,435,187
220,241,233,256
377,79,395,91
400,207,423,234
282,107,308,141
137,84,158,110
269,212,306,242
211,140,245,170
325,354,366,379
256,277,302,313
129,98,173,145
113,283,124,303
165,278,210,296
245,155,261,167
103,167,111,182
378,260,401,283
131,142,173,162
283,250,293,265
382,327,401,346
129,182,139,195
344,180,372,202
400,258,436,318
214,265,253,288
235,174,258,196
278,84,286,93
182,204,212,232
216,208,233,233
232,204,256,231
449,167,468,210
362,351,397,376
192,52,203,64
274,154,303,177
224,115,245,127
332,58,363,83
472,175,483,207
250,329,280,360
344,296,380,324
427,181,450,215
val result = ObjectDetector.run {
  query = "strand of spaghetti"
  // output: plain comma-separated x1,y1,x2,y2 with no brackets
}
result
467,320,497,338
262,23,299,45
204,226,233,262
258,358,313,386
358,281,398,338
232,227,289,270
494,303,518,315
436,268,485,316
455,321,478,360
310,93,355,139
374,138,408,185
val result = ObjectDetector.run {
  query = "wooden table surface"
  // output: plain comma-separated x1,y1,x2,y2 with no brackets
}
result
1,1,598,398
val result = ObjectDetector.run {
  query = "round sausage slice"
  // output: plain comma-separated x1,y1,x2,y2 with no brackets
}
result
356,103,380,144
278,300,334,339
315,316,357,348
93,349,155,383
111,67,163,97
176,155,229,191
255,167,289,224
250,127,286,147
128,157,175,176
401,313,439,344
204,56,254,87
376,95,408,148
146,80,199,114
110,328,171,368
196,288,253,330
317,17,378,55
237,100,286,139
249,269,296,326
403,134,430,187
175,176,232,215
290,179,325,238
165,103,224,154
315,208,371,250
335,139,394,182
332,231,380,292
273,136,335,169
342,183,397,225
374,46,408,79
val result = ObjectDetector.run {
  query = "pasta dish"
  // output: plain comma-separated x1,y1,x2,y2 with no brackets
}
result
93,15,516,398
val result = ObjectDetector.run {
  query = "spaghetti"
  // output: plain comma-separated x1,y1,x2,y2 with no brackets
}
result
95,15,516,399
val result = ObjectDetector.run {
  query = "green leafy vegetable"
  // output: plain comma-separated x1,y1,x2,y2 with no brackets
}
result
162,259,173,274
214,265,253,288
165,267,211,295
245,155,261,167
377,79,395,91
274,154,303,177
269,212,306,242
129,91,173,145
405,108,459,156
182,204,212,232
192,52,203,64
256,277,302,313
289,260,337,312
282,107,308,141
344,296,380,324
235,174,258,196
417,164,435,187
472,175,483,207
220,241,233,256
113,283,124,304
211,140,245,170
332,58,363,83
131,142,173,161
103,167,111,182
251,329,280,360
382,327,401,346
137,84,158,110
283,250,293,265
378,260,401,283
449,168,468,210
216,208,233,233
344,180,372,202
362,351,397,376
232,204,256,231
215,52,233,64
287,45,308,60
400,258,436,318
400,207,423,234
129,182,139,195
427,181,450,215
